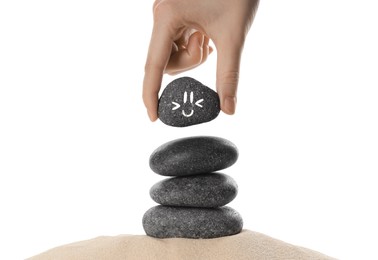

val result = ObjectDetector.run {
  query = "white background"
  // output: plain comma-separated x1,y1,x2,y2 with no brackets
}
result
1,1,377,259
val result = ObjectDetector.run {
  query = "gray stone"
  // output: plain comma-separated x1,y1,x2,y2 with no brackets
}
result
149,136,238,177
142,206,243,239
150,173,238,207
158,77,220,127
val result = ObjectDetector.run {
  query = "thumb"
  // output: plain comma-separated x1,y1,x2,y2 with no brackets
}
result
216,40,243,115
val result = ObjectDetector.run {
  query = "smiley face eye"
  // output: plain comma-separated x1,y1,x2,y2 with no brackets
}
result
195,99,204,108
172,102,181,110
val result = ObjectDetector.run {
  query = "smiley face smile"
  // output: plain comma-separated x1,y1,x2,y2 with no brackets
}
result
182,109,194,117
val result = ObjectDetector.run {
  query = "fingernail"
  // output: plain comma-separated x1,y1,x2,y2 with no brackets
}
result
197,34,204,46
223,96,236,115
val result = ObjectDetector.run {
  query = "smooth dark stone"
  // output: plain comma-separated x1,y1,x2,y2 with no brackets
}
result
158,77,220,127
150,173,238,207
142,206,243,239
149,136,238,176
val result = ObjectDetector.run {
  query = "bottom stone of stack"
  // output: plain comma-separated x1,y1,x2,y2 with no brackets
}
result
142,205,243,239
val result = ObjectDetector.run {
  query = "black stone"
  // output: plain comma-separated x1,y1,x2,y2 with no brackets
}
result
150,173,238,208
149,136,238,176
158,77,220,127
142,206,243,239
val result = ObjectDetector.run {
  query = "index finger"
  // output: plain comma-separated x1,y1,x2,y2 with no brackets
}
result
143,23,174,121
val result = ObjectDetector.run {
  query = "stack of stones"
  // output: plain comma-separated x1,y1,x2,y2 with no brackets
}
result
143,136,243,239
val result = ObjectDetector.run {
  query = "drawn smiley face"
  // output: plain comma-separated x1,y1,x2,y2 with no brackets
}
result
158,77,220,127
171,91,204,118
